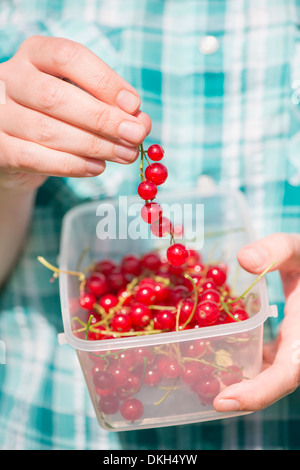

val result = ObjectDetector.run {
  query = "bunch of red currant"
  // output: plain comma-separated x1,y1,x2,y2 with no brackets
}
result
137,144,189,267
72,248,250,341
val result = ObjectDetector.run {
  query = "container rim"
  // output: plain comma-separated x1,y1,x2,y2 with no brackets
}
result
58,188,273,352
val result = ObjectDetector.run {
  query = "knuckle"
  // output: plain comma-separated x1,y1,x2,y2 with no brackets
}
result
37,78,64,111
86,133,105,158
35,116,54,144
91,106,111,133
50,38,81,68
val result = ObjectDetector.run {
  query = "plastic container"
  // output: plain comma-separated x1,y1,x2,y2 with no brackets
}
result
58,189,277,431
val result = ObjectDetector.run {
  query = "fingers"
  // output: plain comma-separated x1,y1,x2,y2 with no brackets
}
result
20,35,141,113
213,361,299,412
0,98,139,164
237,233,300,275
0,131,106,178
6,68,148,148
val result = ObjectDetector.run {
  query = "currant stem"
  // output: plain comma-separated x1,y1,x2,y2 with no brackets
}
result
37,256,86,281
180,273,199,329
227,261,277,304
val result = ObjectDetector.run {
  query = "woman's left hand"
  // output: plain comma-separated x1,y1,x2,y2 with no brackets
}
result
214,233,300,412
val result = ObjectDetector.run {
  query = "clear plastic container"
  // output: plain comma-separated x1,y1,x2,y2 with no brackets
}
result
58,189,277,431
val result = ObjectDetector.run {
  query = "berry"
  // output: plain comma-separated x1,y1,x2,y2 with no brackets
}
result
140,252,161,271
196,376,220,403
155,310,176,330
166,243,189,266
93,370,115,391
195,300,220,326
141,202,162,224
106,269,127,292
180,362,202,385
145,162,168,185
130,303,152,328
107,364,129,388
219,365,243,386
206,266,227,287
79,292,96,310
121,254,142,276
94,259,117,276
111,313,132,332
178,299,195,323
85,273,108,297
224,307,249,323
98,394,119,415
200,289,221,304
99,294,119,312
156,356,180,379
147,144,164,161
144,366,161,386
120,398,144,421
138,180,158,200
135,286,156,305
150,216,172,238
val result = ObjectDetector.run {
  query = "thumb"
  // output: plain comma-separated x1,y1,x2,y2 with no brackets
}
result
237,233,300,275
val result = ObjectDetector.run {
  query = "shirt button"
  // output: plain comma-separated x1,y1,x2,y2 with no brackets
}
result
198,35,219,55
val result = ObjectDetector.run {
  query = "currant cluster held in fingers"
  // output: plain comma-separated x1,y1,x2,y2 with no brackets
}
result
137,144,189,267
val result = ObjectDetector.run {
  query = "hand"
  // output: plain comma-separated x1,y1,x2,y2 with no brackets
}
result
0,35,151,191
214,233,300,412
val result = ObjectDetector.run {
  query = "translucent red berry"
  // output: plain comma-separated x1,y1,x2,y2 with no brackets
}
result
140,202,162,224
144,163,168,185
150,216,172,237
120,398,144,421
138,180,158,200
166,243,189,266
147,144,164,161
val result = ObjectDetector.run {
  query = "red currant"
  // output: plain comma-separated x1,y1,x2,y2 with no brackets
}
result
140,252,161,271
93,370,116,391
180,362,202,385
150,216,172,238
120,398,144,421
79,292,96,310
135,285,156,305
195,300,220,326
98,394,119,415
130,303,152,328
147,144,164,161
166,243,189,266
99,294,119,312
111,313,132,332
155,310,176,329
121,254,142,276
138,180,158,200
93,259,117,276
140,202,162,224
145,162,168,185
206,266,227,287
85,272,108,297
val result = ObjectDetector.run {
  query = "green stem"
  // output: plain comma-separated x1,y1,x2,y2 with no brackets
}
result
227,261,277,304
139,144,145,182
85,314,94,340
154,379,178,406
181,273,199,329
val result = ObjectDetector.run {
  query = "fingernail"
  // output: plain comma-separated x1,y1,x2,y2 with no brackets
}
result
243,246,268,268
114,145,139,162
116,90,140,113
86,160,105,176
215,399,240,412
118,120,145,144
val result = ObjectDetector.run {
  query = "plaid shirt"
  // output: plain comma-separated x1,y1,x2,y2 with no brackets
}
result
0,0,300,450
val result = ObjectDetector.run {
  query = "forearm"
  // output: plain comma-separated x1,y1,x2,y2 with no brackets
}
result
0,188,36,287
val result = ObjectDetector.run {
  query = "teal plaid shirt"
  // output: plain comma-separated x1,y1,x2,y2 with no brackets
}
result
1,0,300,450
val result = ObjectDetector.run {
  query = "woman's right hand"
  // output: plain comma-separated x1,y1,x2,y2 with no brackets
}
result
0,35,151,191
